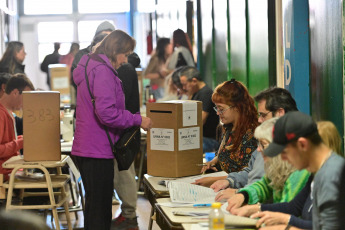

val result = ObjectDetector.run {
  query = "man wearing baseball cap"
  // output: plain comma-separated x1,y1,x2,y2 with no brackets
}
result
264,111,345,229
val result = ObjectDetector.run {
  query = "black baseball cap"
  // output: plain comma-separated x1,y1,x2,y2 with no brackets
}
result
264,111,318,157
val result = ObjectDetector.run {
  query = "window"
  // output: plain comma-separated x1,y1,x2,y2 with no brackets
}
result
78,0,130,13
37,22,74,62
24,0,73,15
137,0,155,13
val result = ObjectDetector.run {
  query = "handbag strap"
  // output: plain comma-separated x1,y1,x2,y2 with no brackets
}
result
84,55,115,149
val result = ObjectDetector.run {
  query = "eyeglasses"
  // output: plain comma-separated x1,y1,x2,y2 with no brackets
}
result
213,106,233,115
258,111,272,118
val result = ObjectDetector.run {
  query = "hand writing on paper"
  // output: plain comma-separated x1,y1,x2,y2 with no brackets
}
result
226,193,245,213
251,211,291,228
231,204,260,217
215,188,237,201
211,179,230,192
192,177,218,187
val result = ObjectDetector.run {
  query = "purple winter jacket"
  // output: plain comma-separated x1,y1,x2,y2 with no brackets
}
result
71,54,142,159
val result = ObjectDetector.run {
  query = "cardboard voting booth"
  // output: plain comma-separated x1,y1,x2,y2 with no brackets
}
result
146,100,203,177
49,64,70,105
23,91,61,161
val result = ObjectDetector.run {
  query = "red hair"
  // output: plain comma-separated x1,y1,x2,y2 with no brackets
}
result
212,79,259,151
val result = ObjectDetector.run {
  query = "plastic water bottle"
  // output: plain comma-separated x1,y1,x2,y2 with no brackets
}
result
209,202,225,230
62,106,73,142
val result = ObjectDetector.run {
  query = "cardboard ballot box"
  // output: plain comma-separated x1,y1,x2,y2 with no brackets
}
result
23,91,61,161
49,64,71,105
146,100,203,177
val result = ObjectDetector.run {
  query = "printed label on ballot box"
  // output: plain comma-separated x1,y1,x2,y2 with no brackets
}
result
150,128,174,151
178,127,200,151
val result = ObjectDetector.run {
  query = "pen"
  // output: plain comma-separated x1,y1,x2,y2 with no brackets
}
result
196,164,207,166
193,203,212,207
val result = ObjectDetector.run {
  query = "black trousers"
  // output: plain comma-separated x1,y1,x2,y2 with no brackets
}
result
74,156,114,230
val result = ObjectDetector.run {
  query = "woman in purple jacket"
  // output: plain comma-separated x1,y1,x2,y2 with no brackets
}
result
72,30,152,230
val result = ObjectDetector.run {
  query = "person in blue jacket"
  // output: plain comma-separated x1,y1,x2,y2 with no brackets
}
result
72,30,152,230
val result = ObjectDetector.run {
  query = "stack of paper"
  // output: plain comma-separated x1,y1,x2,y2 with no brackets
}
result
168,181,217,204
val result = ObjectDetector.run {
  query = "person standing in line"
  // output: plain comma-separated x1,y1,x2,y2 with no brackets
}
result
111,52,141,230
40,42,60,89
167,29,195,70
0,41,27,75
144,37,173,100
59,42,80,70
72,30,152,230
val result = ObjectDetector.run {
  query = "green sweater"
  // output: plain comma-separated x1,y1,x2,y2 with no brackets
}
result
239,169,310,204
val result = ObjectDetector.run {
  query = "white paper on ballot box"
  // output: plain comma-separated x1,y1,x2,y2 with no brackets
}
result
150,128,174,151
178,127,200,151
182,101,197,126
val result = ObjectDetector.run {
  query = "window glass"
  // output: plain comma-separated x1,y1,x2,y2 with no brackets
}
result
137,0,155,13
24,0,73,15
37,22,74,43
37,22,74,62
78,20,107,43
78,0,130,13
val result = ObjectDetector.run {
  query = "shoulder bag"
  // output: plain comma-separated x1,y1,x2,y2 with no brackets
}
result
84,54,140,171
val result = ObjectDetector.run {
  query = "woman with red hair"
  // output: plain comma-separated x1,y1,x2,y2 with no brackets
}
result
194,79,259,186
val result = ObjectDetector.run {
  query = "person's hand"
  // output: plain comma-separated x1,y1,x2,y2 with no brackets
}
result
231,204,260,217
215,188,237,201
258,225,287,230
251,211,291,228
192,177,217,187
201,160,217,173
140,116,153,131
211,179,230,192
226,193,245,213
16,135,23,150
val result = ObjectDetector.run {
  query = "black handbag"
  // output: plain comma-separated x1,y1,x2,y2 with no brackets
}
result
84,54,140,171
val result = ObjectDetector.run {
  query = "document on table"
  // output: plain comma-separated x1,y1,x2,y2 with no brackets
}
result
163,171,228,186
168,181,217,203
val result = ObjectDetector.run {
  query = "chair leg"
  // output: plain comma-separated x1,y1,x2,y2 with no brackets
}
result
62,186,72,230
52,207,61,230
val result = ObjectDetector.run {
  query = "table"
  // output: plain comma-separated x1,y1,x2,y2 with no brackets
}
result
143,174,170,230
155,198,258,230
2,154,72,230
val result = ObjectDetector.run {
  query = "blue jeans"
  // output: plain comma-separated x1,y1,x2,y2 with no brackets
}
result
203,137,219,153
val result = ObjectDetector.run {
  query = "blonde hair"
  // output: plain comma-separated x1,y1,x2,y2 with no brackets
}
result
265,155,296,191
317,121,343,156
254,117,296,191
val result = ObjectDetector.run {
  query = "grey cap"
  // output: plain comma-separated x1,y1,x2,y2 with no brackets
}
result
95,21,115,36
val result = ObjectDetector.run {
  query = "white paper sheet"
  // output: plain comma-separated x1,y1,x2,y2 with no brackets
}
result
168,181,217,204
178,127,200,151
182,101,197,126
150,128,174,151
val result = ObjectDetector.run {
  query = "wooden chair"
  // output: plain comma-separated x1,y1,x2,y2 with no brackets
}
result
2,164,72,230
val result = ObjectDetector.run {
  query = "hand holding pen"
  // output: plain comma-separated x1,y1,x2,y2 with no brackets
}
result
200,160,218,173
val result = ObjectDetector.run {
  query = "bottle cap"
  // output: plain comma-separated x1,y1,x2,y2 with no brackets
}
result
212,202,222,208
